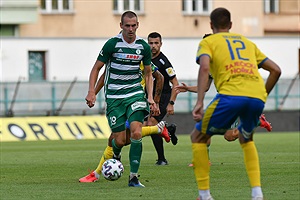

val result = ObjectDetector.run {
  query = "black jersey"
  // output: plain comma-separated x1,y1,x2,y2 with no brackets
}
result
152,52,176,94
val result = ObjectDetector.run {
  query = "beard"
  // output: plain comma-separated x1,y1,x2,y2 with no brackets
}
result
151,49,158,55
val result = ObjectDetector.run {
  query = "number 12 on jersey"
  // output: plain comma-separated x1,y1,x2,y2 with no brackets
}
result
226,39,249,61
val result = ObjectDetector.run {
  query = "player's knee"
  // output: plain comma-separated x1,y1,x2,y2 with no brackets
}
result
190,128,208,143
130,130,142,140
113,133,126,147
239,128,254,143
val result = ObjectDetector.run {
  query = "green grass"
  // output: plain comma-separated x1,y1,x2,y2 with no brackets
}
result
1,132,299,200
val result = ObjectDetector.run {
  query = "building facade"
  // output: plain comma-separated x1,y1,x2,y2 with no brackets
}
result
1,0,299,38
0,0,299,82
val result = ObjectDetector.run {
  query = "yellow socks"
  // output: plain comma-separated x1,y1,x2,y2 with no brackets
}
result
241,141,261,187
95,146,113,175
192,143,210,190
94,125,159,175
192,141,262,198
141,126,159,137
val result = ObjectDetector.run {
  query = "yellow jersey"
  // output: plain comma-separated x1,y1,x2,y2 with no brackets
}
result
140,62,158,89
197,32,268,102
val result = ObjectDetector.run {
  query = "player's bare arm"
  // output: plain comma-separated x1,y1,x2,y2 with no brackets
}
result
85,60,105,108
166,76,179,115
152,70,164,104
193,56,210,122
175,77,212,94
175,82,197,93
94,69,106,95
260,59,281,94
144,64,158,113
152,70,164,116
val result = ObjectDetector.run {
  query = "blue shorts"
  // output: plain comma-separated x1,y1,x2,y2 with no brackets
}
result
125,114,149,129
195,94,265,137
125,120,130,129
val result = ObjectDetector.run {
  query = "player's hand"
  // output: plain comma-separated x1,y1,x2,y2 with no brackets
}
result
192,102,204,122
151,103,161,116
150,103,159,116
149,100,159,116
175,82,188,94
224,129,239,142
85,91,96,108
166,104,174,116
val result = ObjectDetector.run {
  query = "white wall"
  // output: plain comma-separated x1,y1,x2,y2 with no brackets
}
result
1,38,105,81
162,37,299,80
1,37,299,82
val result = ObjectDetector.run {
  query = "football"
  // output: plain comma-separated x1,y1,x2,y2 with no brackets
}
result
101,159,124,181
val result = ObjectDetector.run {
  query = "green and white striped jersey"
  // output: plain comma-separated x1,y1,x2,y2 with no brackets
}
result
97,33,151,103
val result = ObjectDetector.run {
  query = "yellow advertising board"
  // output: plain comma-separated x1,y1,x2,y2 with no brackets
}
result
0,115,111,142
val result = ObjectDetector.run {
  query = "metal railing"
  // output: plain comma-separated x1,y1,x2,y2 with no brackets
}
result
0,77,299,117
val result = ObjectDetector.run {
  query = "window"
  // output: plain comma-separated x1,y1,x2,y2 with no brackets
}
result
52,0,58,10
29,51,46,81
113,0,144,14
0,25,17,37
182,0,212,15
40,0,73,14
264,0,279,14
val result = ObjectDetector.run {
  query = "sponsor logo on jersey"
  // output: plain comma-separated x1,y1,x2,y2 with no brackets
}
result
131,101,147,110
136,49,141,54
99,50,103,56
118,49,123,53
126,54,141,60
114,53,141,61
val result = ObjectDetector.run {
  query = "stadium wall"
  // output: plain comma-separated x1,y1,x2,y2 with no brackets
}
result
1,110,298,142
1,37,299,82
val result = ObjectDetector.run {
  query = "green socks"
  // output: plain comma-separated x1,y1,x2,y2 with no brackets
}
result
129,138,142,173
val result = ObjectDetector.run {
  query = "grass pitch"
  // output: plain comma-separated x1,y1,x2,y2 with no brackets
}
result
1,132,299,200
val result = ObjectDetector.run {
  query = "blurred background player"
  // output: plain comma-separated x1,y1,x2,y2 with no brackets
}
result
146,32,179,165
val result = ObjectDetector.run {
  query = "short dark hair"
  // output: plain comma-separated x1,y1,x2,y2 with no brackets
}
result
121,11,138,24
147,32,162,42
210,7,231,29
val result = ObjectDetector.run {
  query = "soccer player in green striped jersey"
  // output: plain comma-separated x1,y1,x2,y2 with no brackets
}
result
85,11,157,187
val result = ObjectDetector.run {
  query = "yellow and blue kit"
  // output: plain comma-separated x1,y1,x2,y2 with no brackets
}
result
195,32,268,138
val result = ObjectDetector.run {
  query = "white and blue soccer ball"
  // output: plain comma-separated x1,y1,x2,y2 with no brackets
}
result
101,159,124,181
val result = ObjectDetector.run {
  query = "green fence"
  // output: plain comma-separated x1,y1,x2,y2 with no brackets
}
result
0,77,299,117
